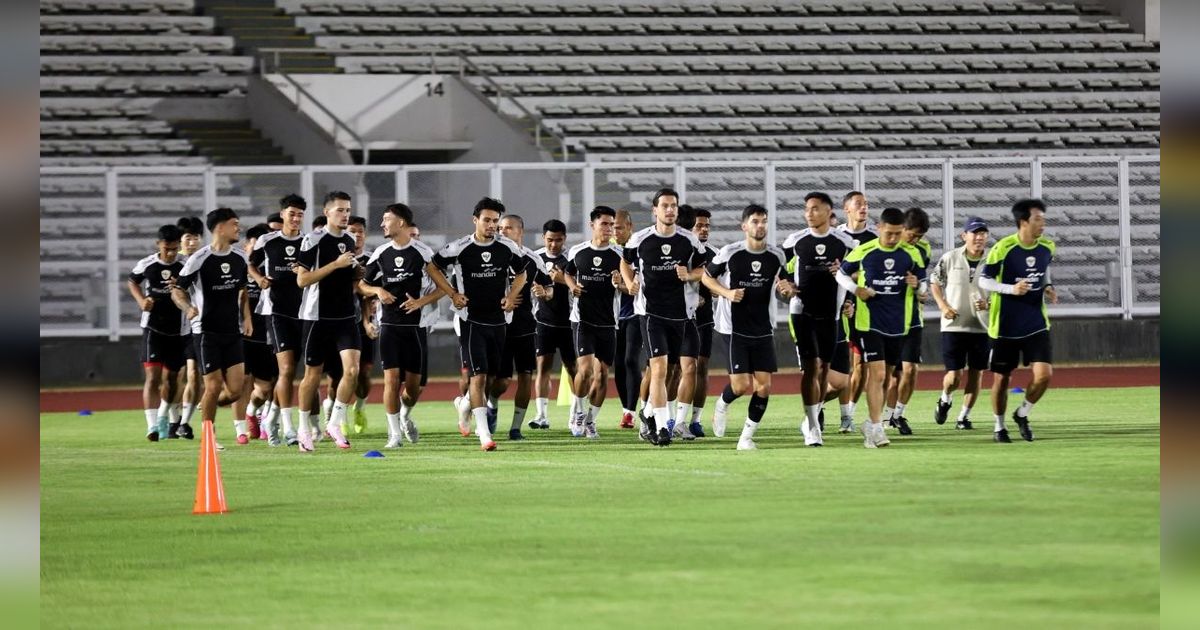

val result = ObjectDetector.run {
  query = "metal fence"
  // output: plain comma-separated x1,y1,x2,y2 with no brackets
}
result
40,156,1159,339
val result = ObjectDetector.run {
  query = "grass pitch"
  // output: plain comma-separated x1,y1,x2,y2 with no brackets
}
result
41,387,1159,628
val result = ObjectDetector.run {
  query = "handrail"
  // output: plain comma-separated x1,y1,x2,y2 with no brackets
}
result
264,66,370,166
256,47,570,161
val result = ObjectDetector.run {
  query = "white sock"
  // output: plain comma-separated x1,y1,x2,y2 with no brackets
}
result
535,397,548,419
653,407,669,429
574,395,589,419
487,395,499,410
234,419,247,436
588,404,601,424
281,407,295,435
322,396,333,422
354,397,365,412
299,410,311,436
265,401,279,423
958,405,971,421
473,407,492,443
245,400,260,420
894,402,906,418
691,406,703,423
940,391,952,405
156,400,169,420
329,400,348,429
386,412,402,438
144,409,157,431
677,403,693,426
668,399,677,420
839,403,853,419
1016,399,1035,419
181,402,197,425
739,418,758,441
994,414,1006,432
512,407,526,431
805,404,821,429
168,403,181,423
399,403,412,422
883,406,893,421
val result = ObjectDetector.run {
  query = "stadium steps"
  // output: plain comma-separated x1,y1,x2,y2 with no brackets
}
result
172,120,293,165
197,0,339,74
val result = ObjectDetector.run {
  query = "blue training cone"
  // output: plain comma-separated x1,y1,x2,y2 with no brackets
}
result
363,450,385,458
1011,387,1025,394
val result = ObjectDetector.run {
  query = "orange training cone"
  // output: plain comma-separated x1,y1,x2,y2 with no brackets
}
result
193,419,228,515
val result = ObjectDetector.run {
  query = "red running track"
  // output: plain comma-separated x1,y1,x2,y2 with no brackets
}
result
41,365,1158,414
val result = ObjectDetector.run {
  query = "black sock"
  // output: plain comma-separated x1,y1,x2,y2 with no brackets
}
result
721,384,740,405
748,394,768,423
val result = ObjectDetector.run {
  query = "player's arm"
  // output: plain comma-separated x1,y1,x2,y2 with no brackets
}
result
563,271,584,296
505,270,528,304
295,250,355,288
126,278,153,312
171,286,196,320
836,258,873,300
425,262,465,307
531,269,555,301
248,247,270,289
241,286,253,338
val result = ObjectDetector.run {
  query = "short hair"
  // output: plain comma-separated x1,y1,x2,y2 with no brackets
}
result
742,204,768,222
903,207,930,233
616,209,633,225
590,205,617,222
694,208,712,220
246,223,271,240
384,203,413,225
501,214,524,230
677,204,696,230
323,191,351,207
1012,198,1047,227
542,219,567,234
843,191,865,206
312,215,327,229
206,207,238,232
473,197,506,217
266,212,282,225
176,216,203,236
279,194,306,211
879,207,905,226
156,224,182,242
651,188,679,207
349,215,367,228
805,192,834,208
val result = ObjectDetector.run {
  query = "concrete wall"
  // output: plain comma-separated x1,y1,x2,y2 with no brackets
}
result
40,318,1160,387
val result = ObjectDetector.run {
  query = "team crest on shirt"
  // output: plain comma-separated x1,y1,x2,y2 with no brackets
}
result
395,256,404,268
220,262,231,274
884,258,895,271
1025,256,1036,268
593,256,602,267
661,244,672,256
481,251,492,263
285,245,295,256
751,260,762,273
160,270,171,280
338,243,347,253
815,244,826,256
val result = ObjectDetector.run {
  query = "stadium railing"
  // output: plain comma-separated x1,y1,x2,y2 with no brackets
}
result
39,156,1159,339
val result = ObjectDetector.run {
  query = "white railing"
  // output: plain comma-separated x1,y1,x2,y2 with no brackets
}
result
39,156,1160,339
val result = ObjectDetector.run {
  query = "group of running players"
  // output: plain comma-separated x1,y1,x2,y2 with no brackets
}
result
127,187,1057,451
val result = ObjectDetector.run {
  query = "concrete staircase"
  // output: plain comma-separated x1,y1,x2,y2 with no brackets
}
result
197,0,340,74
173,120,292,165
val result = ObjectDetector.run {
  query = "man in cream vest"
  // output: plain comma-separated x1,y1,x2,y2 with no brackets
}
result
930,216,991,430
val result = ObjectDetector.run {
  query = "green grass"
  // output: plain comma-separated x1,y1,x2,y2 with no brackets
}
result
41,387,1159,629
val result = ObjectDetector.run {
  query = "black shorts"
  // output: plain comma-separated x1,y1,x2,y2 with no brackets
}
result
196,332,244,375
901,325,924,364
989,330,1052,375
685,321,714,359
183,334,196,362
243,340,278,381
359,325,376,366
499,332,536,379
942,332,990,371
535,323,577,364
141,328,185,372
573,322,618,366
858,330,904,368
302,318,361,367
643,315,696,363
270,314,304,355
848,325,865,355
460,320,507,377
379,325,428,377
726,334,778,374
830,339,851,374
792,314,838,363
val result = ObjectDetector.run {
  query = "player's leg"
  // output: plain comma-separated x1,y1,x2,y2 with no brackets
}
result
141,362,163,441
891,326,922,434
689,353,710,435
858,332,894,448
507,336,535,440
585,358,611,440
572,353,595,437
295,320,330,451
736,371,772,450
231,362,253,444
1010,333,1052,442
468,324,505,450
614,318,632,427
958,368,980,429
382,366,403,448
325,323,362,448
532,325,556,427
673,321,700,438
395,326,427,444
352,330,374,435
